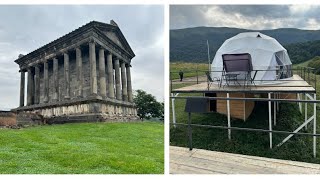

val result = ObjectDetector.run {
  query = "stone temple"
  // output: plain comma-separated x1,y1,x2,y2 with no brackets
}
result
12,20,138,124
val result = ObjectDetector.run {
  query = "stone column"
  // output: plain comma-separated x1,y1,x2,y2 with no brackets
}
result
121,61,128,101
43,60,49,103
114,58,121,100
27,68,34,105
76,47,83,97
89,41,98,95
53,57,59,101
99,48,107,97
126,64,133,102
19,70,25,107
34,65,40,104
64,52,70,99
107,53,115,98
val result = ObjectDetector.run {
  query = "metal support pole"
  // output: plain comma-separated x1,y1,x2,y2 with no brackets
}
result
315,72,317,92
308,68,310,84
277,93,279,112
207,73,210,90
171,93,176,128
170,72,173,92
197,70,199,84
274,93,276,126
268,93,273,149
227,93,231,140
313,93,317,158
298,93,302,113
188,112,193,151
305,93,308,130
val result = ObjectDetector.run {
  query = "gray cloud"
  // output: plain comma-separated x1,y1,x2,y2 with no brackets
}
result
218,5,290,18
0,5,164,110
170,5,320,30
170,5,209,29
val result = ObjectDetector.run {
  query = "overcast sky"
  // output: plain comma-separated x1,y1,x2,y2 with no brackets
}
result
170,5,320,30
0,5,164,110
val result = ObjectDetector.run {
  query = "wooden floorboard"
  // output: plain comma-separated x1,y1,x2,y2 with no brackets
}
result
170,146,320,174
173,75,315,93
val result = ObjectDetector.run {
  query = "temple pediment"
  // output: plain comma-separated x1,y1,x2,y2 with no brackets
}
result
94,21,135,57
103,31,124,48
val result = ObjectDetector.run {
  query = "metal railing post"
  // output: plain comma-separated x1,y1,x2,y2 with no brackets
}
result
197,70,199,84
308,68,310,84
170,72,173,92
314,93,317,158
188,112,193,151
268,93,273,149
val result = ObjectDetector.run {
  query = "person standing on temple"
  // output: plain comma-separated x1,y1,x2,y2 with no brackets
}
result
179,70,184,81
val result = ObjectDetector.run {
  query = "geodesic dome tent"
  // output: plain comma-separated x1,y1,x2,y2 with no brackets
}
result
211,32,293,84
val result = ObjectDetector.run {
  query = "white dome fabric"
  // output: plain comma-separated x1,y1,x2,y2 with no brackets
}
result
211,32,292,83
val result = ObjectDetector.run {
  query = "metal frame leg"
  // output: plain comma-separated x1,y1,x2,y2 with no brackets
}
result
305,93,308,130
227,93,231,140
274,93,276,126
188,112,193,151
313,93,317,158
171,93,179,128
268,93,273,149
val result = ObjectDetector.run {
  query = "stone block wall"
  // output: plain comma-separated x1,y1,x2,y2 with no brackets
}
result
0,111,16,126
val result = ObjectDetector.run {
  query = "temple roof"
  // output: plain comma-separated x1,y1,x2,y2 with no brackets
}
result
14,20,135,66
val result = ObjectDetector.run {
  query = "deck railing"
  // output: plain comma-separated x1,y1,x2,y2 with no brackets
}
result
170,95,320,158
170,67,317,92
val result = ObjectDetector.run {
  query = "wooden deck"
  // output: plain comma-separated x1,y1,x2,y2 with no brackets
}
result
170,146,320,174
173,75,315,93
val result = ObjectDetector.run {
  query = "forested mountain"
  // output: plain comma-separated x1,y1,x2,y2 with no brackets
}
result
285,40,320,64
170,27,320,63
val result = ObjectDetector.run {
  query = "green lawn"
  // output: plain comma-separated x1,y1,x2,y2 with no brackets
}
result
170,62,209,80
0,121,164,174
170,62,320,164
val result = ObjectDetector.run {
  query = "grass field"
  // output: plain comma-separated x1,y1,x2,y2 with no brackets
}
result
170,62,320,164
0,121,164,174
170,62,209,80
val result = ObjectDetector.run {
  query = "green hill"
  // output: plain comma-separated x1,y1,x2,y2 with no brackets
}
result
170,27,320,63
286,41,320,64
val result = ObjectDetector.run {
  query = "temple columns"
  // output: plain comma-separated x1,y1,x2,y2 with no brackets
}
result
19,71,25,107
64,53,70,99
89,41,98,95
114,58,121,100
121,61,128,101
76,47,83,97
107,53,115,98
20,42,134,107
27,68,34,106
126,64,133,102
43,60,49,103
53,57,59,101
98,48,107,97
34,65,40,104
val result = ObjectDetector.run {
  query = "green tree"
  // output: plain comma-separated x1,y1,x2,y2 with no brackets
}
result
308,56,320,74
133,90,164,120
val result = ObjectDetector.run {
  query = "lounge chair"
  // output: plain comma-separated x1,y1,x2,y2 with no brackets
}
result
206,71,220,90
222,53,257,88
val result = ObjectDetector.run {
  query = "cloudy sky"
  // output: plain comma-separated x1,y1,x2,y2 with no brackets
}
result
0,5,164,110
170,5,320,30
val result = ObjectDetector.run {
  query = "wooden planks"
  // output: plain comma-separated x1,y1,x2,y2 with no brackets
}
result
216,93,255,121
170,146,320,174
173,75,315,93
